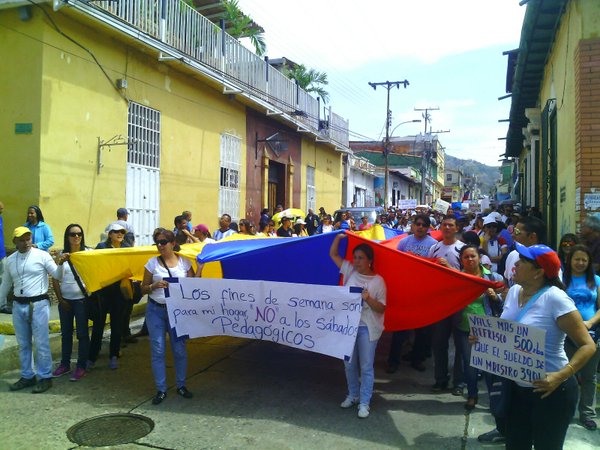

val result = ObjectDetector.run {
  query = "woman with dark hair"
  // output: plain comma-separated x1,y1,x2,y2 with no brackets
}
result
558,233,579,269
141,228,195,405
24,205,54,251
329,232,386,419
88,223,131,370
238,219,254,235
563,244,600,430
500,243,595,448
456,244,504,411
51,224,90,381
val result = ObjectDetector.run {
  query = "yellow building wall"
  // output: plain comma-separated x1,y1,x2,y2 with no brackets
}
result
538,0,600,241
1,8,246,247
0,9,44,239
300,137,342,213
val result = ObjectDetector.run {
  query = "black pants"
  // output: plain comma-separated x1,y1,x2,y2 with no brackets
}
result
388,326,431,365
88,283,125,361
431,313,464,386
506,377,577,450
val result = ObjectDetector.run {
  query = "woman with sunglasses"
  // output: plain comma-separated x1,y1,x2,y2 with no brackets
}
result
51,224,91,381
87,223,131,370
142,228,195,405
558,233,579,270
500,243,595,448
563,244,600,430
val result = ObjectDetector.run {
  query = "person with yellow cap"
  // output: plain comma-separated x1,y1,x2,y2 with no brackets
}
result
0,226,67,393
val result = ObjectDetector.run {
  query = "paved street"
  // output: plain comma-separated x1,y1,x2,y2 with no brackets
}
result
0,308,599,449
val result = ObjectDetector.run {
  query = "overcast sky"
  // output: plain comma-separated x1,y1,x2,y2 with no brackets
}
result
236,0,526,166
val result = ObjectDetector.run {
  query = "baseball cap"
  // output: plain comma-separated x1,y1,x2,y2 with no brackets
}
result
193,224,209,233
515,242,561,279
480,255,492,267
13,226,32,238
483,215,499,227
295,218,306,225
107,223,126,233
117,207,129,216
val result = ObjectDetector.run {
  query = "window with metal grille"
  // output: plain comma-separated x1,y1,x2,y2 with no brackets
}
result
306,165,316,212
128,103,160,168
219,133,241,221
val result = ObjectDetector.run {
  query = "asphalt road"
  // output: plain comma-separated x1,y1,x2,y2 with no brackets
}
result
0,315,598,449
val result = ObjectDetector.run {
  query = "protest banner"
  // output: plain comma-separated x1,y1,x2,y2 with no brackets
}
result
165,277,363,360
398,199,418,210
468,314,546,385
433,198,451,214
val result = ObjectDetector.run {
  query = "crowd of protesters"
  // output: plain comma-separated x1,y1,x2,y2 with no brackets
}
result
0,200,599,448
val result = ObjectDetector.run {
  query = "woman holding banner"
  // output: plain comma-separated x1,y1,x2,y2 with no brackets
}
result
141,228,195,405
563,244,600,430
456,244,504,411
500,243,594,449
329,232,386,419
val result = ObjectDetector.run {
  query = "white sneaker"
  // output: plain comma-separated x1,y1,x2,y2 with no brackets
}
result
358,404,370,418
340,396,359,408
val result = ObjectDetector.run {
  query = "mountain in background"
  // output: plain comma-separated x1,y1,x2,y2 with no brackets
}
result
444,154,500,197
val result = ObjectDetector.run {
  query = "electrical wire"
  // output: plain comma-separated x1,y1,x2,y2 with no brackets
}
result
26,0,129,103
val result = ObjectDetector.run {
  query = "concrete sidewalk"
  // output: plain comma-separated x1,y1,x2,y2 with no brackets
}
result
1,317,598,449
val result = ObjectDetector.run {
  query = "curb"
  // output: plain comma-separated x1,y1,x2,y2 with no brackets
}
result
0,302,147,335
0,302,147,375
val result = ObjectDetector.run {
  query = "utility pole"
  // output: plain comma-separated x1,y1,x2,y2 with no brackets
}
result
414,107,445,204
369,80,409,209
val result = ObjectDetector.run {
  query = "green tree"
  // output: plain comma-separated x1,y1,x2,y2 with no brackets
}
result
222,0,266,56
284,64,330,103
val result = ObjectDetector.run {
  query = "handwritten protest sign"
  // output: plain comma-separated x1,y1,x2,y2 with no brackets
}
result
398,199,418,210
165,278,363,360
433,198,451,214
468,314,546,385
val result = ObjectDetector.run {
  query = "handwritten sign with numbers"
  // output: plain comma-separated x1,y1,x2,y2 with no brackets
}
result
165,277,363,360
468,314,546,385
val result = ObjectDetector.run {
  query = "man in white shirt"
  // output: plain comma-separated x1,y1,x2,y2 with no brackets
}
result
0,227,66,393
428,216,466,394
504,216,546,285
213,214,236,241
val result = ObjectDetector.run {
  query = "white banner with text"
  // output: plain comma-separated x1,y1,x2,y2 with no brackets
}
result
165,278,363,360
468,314,546,385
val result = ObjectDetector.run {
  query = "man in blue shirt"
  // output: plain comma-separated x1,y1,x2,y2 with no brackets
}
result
388,214,437,373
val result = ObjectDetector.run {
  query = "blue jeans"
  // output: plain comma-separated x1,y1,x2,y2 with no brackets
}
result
12,299,52,379
344,326,379,406
58,299,90,369
146,300,188,392
455,329,478,398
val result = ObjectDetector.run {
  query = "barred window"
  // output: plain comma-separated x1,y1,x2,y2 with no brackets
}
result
306,165,316,212
128,103,160,168
219,133,241,221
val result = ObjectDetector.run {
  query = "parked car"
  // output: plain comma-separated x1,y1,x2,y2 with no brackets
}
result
333,207,385,226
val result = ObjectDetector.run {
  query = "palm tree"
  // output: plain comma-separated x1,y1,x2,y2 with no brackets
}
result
284,64,330,103
222,0,267,56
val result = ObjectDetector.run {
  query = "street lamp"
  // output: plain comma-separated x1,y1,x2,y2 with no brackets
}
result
384,119,422,209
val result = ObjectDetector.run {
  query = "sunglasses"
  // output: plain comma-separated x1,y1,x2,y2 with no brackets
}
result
68,232,83,237
414,222,427,227
155,239,170,246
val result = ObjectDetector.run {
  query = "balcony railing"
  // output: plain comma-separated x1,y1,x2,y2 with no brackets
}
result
84,0,348,147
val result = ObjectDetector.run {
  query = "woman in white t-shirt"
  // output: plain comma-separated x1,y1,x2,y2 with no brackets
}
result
141,228,195,405
500,243,595,448
329,232,386,419
52,224,91,382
